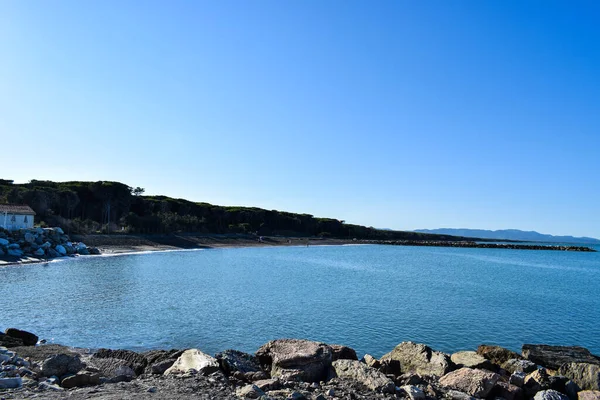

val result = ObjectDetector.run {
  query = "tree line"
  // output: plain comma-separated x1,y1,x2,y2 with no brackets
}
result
0,179,454,241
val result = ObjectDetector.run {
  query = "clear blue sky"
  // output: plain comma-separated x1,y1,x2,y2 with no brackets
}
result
2,1,599,238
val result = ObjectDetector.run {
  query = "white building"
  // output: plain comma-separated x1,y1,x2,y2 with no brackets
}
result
0,204,36,231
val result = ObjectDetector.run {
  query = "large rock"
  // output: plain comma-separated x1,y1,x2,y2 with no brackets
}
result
215,349,263,376
439,367,501,398
55,245,67,255
41,354,83,377
559,363,600,391
236,384,266,398
331,359,395,393
0,238,9,246
89,358,135,381
491,381,525,400
578,391,600,400
380,341,451,376
523,345,600,370
451,351,494,370
60,371,101,388
0,333,24,348
0,377,22,389
330,345,358,361
92,348,147,375
503,358,538,374
164,349,220,376
142,349,183,375
256,339,332,382
401,385,426,400
534,389,570,400
477,344,522,366
5,328,38,346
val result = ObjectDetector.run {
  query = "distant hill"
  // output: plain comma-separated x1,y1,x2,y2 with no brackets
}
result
414,228,600,244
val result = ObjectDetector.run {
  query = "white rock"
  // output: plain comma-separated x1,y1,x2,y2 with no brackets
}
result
164,349,220,376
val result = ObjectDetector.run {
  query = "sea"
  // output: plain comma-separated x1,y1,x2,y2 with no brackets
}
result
1,243,599,358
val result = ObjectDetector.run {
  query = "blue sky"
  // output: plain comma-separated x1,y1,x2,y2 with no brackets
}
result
1,1,599,237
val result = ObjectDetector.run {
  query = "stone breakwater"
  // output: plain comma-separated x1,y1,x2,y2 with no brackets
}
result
1,329,600,400
375,240,597,252
0,227,100,261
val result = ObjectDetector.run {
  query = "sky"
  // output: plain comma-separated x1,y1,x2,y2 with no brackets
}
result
1,1,599,238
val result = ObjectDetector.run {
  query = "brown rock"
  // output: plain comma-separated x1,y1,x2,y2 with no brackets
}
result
439,367,501,398
559,363,600,391
256,339,332,382
330,345,358,361
578,390,600,400
380,341,451,377
477,344,522,366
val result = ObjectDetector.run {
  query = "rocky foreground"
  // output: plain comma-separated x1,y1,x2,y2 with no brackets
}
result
1,329,600,400
0,227,99,262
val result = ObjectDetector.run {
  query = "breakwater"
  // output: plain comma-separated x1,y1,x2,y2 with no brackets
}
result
375,240,597,252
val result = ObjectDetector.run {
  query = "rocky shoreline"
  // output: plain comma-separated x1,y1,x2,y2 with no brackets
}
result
375,240,597,252
1,328,599,400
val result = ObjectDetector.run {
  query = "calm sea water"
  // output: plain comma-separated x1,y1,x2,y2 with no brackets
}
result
1,244,599,358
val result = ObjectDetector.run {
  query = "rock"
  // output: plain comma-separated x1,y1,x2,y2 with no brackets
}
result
60,371,101,388
33,248,45,256
165,349,220,376
330,345,358,361
78,247,90,255
5,328,38,346
47,248,59,258
451,351,494,370
8,243,20,249
0,248,4,256
0,333,24,348
438,367,501,398
559,363,600,391
566,380,583,400
89,247,101,255
578,391,600,400
289,391,307,400
0,376,22,389
380,341,451,377
445,389,478,400
24,232,35,243
111,365,136,382
7,249,23,257
510,371,527,387
41,353,83,377
534,389,570,400
55,244,67,255
253,378,281,391
503,358,538,374
331,359,395,393
41,241,52,249
0,238,9,246
236,383,265,398
54,227,65,234
477,344,523,366
215,349,263,377
151,359,175,375
491,381,525,400
93,348,147,375
362,354,380,369
256,339,332,382
401,384,426,400
523,345,600,370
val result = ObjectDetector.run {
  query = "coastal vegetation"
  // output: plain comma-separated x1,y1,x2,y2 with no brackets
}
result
0,179,463,241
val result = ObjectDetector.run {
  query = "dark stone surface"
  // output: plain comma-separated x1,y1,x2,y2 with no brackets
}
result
522,345,600,370
5,328,38,346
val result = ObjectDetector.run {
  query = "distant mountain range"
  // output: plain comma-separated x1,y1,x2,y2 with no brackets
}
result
414,228,600,244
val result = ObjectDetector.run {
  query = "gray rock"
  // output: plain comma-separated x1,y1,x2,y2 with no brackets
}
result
438,367,501,398
41,353,83,377
491,381,525,400
451,351,494,370
5,328,38,346
331,359,395,393
0,238,9,246
559,363,600,391
60,371,101,388
253,378,281,391
578,391,600,400
401,384,426,400
380,341,451,377
523,345,600,370
0,376,22,389
165,349,220,376
504,358,538,374
93,348,147,375
151,359,175,375
41,241,52,249
215,349,263,376
256,339,332,383
362,354,380,369
445,389,478,400
330,344,358,361
24,232,35,243
236,383,265,398
510,371,527,387
534,389,570,400
55,245,67,255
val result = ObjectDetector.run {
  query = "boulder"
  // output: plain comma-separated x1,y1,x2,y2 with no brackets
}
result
534,389,570,400
559,363,600,391
215,349,263,377
331,359,395,393
236,384,265,398
7,249,23,257
0,376,22,389
41,354,83,377
55,245,67,256
445,390,479,400
93,348,147,375
522,345,600,370
54,227,65,235
451,351,494,370
491,381,525,400
503,358,538,374
0,238,9,246
510,371,527,387
256,339,332,382
438,367,501,398
330,344,358,361
400,384,426,400
86,357,133,380
60,371,101,388
578,391,600,400
24,232,35,243
33,248,45,257
5,328,38,346
253,378,282,391
566,380,582,400
164,349,220,376
380,341,451,376
0,248,4,256
477,344,522,366
362,354,380,369
142,349,183,375
150,359,175,375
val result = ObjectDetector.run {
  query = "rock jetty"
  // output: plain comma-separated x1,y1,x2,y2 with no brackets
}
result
2,330,600,400
375,240,597,252
0,227,99,262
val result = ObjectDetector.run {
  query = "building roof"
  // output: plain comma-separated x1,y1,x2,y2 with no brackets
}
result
0,204,36,215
